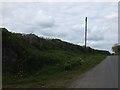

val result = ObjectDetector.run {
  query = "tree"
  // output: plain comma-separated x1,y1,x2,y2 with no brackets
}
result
112,44,120,55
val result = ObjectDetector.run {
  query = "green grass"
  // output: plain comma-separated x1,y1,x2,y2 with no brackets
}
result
3,51,107,88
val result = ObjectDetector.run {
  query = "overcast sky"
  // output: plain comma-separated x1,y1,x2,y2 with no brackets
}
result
1,2,118,52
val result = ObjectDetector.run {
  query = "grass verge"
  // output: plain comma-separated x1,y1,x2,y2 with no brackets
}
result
3,51,107,88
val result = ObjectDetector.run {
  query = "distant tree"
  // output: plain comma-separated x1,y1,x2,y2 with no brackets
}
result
112,44,120,55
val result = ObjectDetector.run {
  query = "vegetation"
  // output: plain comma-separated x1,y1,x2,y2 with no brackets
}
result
2,28,110,88
112,44,120,55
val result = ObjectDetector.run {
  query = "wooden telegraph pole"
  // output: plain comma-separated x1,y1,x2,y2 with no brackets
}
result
85,17,87,48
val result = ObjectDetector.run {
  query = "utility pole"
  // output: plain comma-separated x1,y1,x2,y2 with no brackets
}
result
85,17,87,48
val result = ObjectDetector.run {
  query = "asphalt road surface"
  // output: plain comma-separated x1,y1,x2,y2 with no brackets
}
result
69,56,118,88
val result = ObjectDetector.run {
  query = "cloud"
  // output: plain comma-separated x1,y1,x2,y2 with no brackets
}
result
105,12,117,20
1,2,118,52
2,3,56,33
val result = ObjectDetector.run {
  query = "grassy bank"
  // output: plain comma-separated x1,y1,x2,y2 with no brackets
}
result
3,52,107,88
2,28,110,88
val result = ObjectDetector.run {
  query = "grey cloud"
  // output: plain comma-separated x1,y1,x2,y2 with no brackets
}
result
88,35,103,41
2,3,56,33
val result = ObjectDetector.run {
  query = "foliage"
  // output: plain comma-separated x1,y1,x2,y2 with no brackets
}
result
1,28,110,87
112,44,120,55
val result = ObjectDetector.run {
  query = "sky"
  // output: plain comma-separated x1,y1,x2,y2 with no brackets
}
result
1,2,118,52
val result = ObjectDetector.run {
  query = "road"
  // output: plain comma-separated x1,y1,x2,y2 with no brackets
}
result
69,56,118,88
